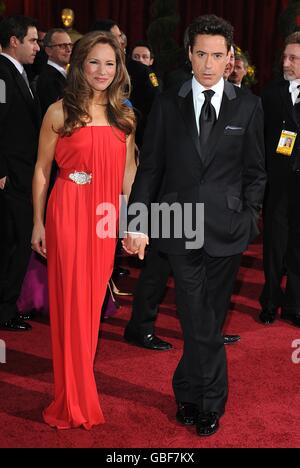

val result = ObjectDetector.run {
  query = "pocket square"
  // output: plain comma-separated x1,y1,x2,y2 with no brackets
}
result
225,125,244,131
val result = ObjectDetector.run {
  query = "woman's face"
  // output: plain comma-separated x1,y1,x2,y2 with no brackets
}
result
83,43,117,94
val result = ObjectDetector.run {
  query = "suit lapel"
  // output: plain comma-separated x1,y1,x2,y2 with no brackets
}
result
177,81,203,165
202,81,237,171
0,55,39,125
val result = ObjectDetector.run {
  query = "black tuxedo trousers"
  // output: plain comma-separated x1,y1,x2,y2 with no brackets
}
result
128,247,241,336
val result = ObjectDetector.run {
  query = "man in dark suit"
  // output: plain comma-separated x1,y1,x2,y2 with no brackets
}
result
127,42,162,148
123,42,238,352
259,32,300,327
0,16,41,331
36,28,71,116
123,15,266,436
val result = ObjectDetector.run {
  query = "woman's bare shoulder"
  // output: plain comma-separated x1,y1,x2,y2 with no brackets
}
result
43,100,65,130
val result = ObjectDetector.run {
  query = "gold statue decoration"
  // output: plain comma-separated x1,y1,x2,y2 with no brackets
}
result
61,8,83,44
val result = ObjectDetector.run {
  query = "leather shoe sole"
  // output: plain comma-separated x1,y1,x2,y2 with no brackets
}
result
196,412,219,437
223,335,240,345
124,331,172,351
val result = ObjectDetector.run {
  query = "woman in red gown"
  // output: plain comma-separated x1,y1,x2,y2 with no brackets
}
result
31,32,136,430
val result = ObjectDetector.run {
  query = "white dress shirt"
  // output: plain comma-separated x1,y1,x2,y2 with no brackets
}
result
289,79,300,105
47,60,68,78
192,76,224,133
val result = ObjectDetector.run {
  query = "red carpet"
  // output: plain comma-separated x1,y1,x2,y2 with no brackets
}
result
1,242,300,448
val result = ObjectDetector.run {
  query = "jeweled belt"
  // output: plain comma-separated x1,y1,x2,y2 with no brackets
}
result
59,169,92,185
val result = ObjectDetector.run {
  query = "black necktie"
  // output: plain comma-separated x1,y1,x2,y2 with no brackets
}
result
199,90,216,150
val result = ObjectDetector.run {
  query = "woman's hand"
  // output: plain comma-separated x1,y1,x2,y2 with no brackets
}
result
31,222,47,259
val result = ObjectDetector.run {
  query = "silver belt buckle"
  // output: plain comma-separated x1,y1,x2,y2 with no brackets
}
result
69,171,92,185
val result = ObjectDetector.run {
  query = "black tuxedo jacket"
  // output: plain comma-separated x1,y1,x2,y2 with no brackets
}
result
0,55,41,197
262,78,300,178
128,79,266,257
36,64,66,116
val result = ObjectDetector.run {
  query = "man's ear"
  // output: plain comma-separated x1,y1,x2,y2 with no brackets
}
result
10,36,19,49
188,46,192,62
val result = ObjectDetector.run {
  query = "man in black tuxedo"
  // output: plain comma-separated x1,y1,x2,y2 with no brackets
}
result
36,28,71,116
259,32,300,328
123,15,266,436
0,16,41,331
123,43,237,352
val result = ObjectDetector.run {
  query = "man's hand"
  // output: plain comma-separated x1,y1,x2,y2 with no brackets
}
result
122,233,149,260
0,177,7,190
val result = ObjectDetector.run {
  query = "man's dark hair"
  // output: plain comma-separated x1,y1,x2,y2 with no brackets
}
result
44,28,69,47
131,41,154,59
187,15,234,52
0,15,38,49
91,19,118,33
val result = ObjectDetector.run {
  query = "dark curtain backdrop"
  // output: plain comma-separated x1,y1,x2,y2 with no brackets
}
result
4,0,289,88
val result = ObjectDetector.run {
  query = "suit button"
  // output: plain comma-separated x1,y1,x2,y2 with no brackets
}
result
200,179,205,184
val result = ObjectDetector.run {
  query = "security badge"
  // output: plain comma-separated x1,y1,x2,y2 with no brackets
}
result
276,130,297,157
149,72,159,88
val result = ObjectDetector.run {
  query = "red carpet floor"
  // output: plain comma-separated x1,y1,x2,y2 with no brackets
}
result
1,242,300,448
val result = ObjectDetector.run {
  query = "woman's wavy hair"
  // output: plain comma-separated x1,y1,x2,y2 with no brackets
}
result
60,31,135,137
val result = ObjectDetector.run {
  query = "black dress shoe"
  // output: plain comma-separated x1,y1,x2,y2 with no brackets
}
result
113,266,130,278
176,402,198,426
0,317,32,331
196,412,219,437
223,334,240,345
281,311,300,328
19,312,36,321
259,307,278,325
124,330,172,351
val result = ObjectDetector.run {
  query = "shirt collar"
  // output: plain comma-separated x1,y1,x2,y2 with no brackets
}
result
1,53,24,75
47,60,68,78
289,79,300,94
192,76,224,99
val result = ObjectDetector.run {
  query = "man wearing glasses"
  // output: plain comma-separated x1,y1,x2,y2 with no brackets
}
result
36,28,72,116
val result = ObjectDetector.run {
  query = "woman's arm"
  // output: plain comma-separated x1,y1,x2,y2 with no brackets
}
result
31,101,63,258
122,132,137,199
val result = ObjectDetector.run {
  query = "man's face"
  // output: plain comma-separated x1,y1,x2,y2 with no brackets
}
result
229,59,247,85
132,46,154,66
223,46,235,80
283,44,300,81
45,32,72,67
110,25,122,47
189,34,230,88
14,27,40,65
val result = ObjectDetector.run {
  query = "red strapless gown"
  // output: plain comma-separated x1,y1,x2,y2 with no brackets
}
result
44,126,126,430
